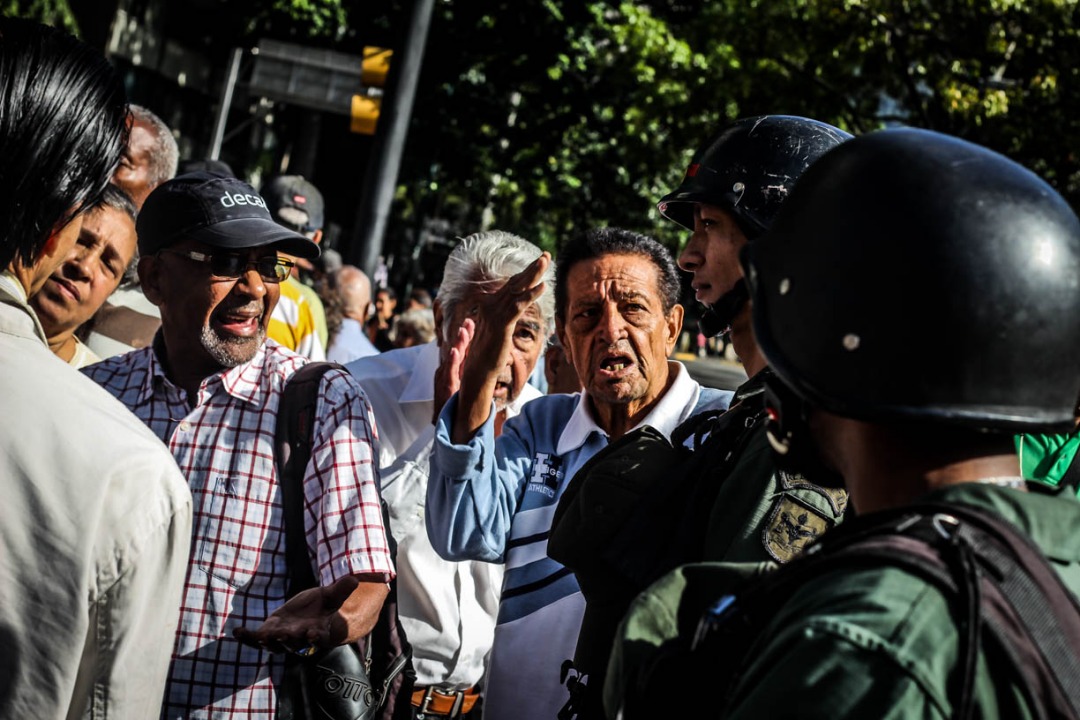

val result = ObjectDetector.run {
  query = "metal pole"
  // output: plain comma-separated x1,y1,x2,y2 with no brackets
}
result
209,47,243,160
347,0,436,279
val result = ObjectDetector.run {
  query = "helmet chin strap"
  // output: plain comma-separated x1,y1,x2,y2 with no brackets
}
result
699,278,750,337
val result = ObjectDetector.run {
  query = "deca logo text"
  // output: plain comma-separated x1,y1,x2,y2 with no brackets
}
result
220,193,267,209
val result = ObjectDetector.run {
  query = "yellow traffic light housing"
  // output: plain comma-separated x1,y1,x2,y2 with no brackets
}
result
352,47,392,135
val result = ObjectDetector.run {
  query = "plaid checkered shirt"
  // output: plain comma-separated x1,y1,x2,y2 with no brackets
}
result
83,340,394,719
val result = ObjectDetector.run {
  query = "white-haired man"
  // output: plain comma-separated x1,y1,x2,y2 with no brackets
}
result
347,230,552,718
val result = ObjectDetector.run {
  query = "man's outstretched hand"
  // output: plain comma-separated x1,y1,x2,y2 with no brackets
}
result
233,576,388,655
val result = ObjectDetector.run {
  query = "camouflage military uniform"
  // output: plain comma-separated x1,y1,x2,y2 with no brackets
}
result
697,370,848,564
606,482,1080,719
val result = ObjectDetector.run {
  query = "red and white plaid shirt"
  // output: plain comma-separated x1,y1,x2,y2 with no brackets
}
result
84,339,394,719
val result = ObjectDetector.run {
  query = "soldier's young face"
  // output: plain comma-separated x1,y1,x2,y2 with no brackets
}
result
678,203,748,307
558,253,682,415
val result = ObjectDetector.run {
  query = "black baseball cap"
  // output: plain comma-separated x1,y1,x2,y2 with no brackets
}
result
262,174,325,233
136,172,320,259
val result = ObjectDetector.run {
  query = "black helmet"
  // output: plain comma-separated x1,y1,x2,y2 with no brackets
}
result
744,127,1080,432
658,115,853,238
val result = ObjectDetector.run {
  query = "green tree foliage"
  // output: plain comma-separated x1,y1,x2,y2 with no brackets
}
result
391,0,1080,255
689,0,1080,203
10,0,1079,257
402,1,722,252
4,0,79,34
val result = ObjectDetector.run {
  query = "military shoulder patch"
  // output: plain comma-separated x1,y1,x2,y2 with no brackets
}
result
762,494,832,564
778,469,849,517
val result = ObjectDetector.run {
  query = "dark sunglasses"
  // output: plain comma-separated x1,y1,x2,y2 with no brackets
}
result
160,249,294,282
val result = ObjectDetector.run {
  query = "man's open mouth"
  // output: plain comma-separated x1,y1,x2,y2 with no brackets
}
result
598,353,635,375
214,307,263,337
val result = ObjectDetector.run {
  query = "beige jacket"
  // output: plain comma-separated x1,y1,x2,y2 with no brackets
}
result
0,279,193,719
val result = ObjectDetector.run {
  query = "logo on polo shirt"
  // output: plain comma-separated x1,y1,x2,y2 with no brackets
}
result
527,453,563,498
220,192,268,209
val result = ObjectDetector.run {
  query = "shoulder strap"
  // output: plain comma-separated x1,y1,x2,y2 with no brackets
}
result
274,361,416,720
1059,446,1080,495
918,502,1080,719
685,501,1080,720
275,361,346,598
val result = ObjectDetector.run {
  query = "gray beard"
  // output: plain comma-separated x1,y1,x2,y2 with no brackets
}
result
200,323,264,368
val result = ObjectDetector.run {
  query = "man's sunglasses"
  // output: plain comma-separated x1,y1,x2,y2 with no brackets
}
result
160,249,294,282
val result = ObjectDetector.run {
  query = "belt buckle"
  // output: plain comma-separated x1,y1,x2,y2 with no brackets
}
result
418,686,466,719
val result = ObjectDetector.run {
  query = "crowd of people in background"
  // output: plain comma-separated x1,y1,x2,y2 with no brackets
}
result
5,15,1080,720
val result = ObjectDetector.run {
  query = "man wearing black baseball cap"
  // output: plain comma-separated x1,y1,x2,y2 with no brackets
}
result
83,172,397,718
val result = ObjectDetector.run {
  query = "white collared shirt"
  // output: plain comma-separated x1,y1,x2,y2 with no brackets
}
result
556,360,704,455
348,340,542,688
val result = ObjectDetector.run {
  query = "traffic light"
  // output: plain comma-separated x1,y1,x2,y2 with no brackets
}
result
351,47,391,135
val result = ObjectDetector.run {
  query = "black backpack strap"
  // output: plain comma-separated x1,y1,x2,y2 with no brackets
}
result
1059,448,1080,495
274,361,416,720
918,502,1080,719
682,501,1080,720
275,361,345,596
683,510,983,720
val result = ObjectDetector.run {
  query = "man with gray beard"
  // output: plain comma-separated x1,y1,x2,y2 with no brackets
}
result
83,172,396,719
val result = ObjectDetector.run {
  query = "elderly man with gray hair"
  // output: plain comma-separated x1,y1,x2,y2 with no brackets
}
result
346,230,553,719
113,104,180,209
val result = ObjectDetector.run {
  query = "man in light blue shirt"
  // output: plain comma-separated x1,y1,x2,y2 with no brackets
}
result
328,265,380,364
427,228,733,720
349,231,550,719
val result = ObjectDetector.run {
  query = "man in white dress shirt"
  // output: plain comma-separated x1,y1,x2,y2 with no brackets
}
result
348,230,553,718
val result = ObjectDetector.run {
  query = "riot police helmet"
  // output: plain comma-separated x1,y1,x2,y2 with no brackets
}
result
744,127,1080,432
658,115,853,238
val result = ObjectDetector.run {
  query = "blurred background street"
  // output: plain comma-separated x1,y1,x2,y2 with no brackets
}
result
677,352,747,392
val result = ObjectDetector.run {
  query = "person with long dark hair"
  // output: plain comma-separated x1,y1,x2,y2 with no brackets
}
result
0,17,192,719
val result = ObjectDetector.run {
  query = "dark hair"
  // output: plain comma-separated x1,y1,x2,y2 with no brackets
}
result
555,227,681,321
100,183,138,224
0,17,128,269
409,287,433,307
377,286,397,300
94,184,140,284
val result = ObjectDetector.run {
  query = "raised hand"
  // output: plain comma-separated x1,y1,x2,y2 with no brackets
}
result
433,318,474,425
451,252,550,443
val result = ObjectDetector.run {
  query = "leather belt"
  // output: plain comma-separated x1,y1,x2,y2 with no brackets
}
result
411,685,480,717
